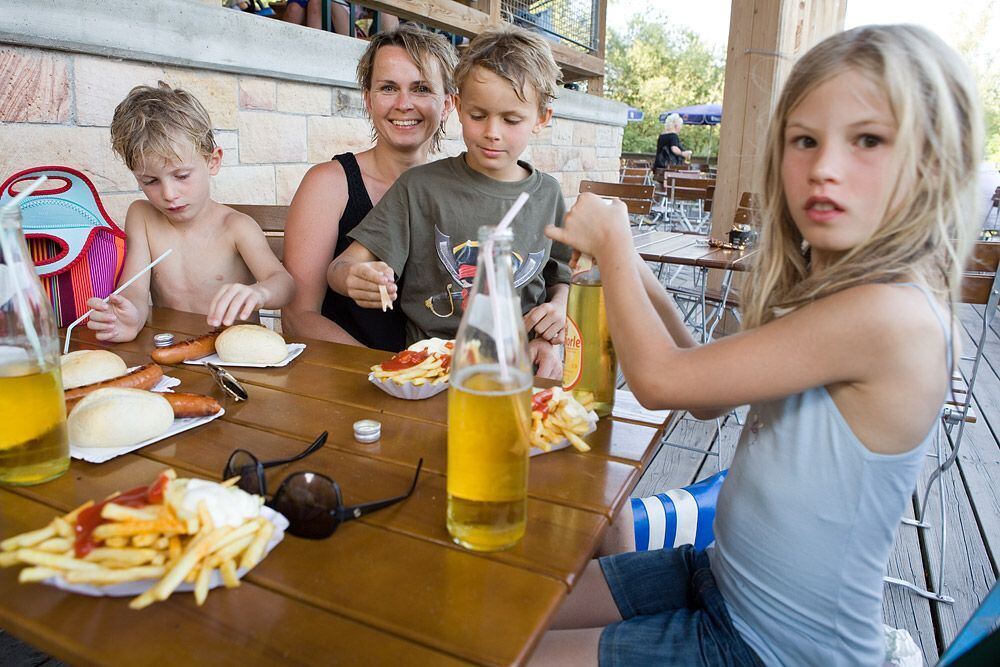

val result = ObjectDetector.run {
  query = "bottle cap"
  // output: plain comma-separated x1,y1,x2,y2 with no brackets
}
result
353,419,381,443
153,333,175,347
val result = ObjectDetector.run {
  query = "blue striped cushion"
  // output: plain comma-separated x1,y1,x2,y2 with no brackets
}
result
631,469,728,552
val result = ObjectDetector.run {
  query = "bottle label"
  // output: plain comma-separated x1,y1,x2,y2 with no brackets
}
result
563,315,583,389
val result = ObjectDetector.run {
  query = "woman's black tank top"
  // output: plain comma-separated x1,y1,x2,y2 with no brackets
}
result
320,153,407,351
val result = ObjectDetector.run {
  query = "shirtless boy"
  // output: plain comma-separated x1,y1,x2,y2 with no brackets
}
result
87,83,294,342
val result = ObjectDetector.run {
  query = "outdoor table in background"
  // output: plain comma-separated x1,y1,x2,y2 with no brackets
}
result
633,231,758,341
0,308,676,666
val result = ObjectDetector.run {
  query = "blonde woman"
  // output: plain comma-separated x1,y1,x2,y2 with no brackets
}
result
654,112,693,169
282,24,456,350
538,24,982,665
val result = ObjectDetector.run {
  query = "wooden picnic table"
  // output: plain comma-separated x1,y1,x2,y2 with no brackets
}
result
0,308,676,666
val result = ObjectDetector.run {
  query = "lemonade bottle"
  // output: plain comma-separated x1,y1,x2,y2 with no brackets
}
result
563,255,616,416
447,225,532,552
0,198,69,485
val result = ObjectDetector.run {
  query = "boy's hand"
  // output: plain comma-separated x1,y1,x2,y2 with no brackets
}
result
545,193,631,260
345,261,398,309
529,337,563,380
524,302,565,344
208,283,268,327
85,295,142,342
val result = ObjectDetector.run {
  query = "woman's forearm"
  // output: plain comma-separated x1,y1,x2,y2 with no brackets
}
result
282,308,363,345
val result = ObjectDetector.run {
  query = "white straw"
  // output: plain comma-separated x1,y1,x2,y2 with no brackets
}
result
0,177,49,368
63,248,173,354
483,193,530,383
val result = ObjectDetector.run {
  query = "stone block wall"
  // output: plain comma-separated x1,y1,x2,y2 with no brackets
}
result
0,43,623,227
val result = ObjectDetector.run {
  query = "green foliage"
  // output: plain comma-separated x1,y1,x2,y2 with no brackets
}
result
947,2,999,163
604,13,725,158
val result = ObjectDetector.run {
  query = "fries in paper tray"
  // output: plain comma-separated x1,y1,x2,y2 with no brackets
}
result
530,387,598,455
369,338,453,399
0,470,286,609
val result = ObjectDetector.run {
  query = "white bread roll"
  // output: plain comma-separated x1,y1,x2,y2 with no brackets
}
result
215,325,287,364
61,350,128,389
68,388,173,448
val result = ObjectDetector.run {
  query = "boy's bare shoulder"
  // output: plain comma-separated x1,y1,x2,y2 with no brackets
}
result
218,204,267,236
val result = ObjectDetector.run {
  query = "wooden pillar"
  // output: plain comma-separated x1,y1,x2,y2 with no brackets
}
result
710,0,847,243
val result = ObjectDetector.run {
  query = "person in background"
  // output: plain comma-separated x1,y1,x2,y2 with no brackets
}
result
282,24,456,351
87,83,294,342
536,24,982,665
328,25,572,378
282,0,320,28
654,112,693,169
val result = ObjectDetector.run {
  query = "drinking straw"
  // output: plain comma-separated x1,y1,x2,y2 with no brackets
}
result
62,248,174,354
483,192,530,382
0,176,49,368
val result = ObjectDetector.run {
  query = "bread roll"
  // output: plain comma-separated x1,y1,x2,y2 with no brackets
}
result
61,350,128,389
215,325,287,364
68,388,174,448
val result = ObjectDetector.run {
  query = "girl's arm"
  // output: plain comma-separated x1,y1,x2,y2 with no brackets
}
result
546,194,919,415
281,162,362,344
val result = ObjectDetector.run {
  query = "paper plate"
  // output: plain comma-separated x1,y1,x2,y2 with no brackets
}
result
183,343,306,368
70,408,225,463
368,373,448,400
40,506,287,597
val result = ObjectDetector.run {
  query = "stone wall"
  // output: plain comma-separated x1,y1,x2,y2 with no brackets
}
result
0,1,626,227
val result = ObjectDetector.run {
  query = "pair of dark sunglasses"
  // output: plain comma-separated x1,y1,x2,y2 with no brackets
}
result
222,431,423,539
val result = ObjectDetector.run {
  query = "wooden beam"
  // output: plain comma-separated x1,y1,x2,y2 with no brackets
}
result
361,0,606,80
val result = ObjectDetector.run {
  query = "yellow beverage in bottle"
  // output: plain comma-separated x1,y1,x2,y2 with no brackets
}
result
447,364,531,551
563,278,616,417
0,366,69,485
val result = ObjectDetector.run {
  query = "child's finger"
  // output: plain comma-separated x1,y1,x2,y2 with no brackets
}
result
221,295,246,326
86,297,109,311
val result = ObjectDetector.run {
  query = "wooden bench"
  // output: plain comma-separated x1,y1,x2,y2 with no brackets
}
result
578,180,654,217
227,203,288,261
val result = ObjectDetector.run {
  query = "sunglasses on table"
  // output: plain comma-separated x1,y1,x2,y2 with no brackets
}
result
222,431,423,539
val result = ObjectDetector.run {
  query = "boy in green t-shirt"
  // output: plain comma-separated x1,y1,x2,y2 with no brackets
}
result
329,25,572,379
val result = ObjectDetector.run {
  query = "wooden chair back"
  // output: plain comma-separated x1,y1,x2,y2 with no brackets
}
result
733,192,760,226
620,167,650,185
579,181,653,216
961,241,1000,305
624,158,651,169
663,175,715,203
227,204,288,261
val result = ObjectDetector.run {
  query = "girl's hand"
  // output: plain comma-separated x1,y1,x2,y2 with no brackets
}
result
345,261,397,309
208,283,268,327
85,295,142,342
546,193,631,261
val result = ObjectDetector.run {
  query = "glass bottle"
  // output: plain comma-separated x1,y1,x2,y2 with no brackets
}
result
446,225,532,552
563,255,617,416
0,203,69,485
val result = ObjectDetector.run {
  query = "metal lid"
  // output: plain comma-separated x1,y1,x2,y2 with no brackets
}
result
353,419,381,443
153,332,175,347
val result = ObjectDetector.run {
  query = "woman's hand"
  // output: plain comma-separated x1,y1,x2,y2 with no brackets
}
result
545,193,631,261
529,337,563,380
524,302,565,344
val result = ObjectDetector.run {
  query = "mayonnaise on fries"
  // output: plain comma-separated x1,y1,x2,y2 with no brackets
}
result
370,338,454,386
531,387,598,453
0,470,276,609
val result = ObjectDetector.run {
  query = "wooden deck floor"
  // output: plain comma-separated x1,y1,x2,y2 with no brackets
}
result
633,302,1000,663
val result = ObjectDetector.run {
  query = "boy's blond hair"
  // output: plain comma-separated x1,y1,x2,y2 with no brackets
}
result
356,23,458,152
455,25,561,115
110,82,216,171
742,24,983,330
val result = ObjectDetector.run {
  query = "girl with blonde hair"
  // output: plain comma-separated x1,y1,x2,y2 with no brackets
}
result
536,24,982,665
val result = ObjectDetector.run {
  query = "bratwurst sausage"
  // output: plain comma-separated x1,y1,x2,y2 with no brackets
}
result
150,331,220,365
63,363,164,402
161,392,222,418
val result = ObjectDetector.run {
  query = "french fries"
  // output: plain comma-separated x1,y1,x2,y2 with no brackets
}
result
530,387,597,453
0,470,275,609
378,284,392,312
371,339,454,386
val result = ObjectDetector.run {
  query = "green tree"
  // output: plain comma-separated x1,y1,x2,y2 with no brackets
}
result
953,1,1000,163
604,13,725,158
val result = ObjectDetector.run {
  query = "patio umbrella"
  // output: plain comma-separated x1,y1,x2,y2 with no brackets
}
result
660,104,722,125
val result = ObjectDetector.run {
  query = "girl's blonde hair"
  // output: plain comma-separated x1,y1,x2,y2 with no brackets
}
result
356,23,458,152
742,24,983,330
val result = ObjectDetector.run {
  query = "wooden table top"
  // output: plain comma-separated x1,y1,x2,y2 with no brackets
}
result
0,308,675,666
633,231,758,270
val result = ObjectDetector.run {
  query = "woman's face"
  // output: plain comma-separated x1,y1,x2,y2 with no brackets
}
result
364,45,454,153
